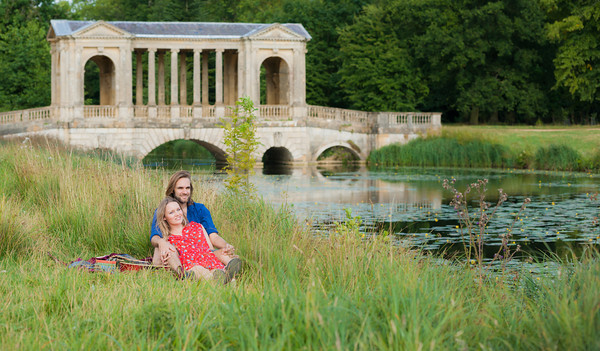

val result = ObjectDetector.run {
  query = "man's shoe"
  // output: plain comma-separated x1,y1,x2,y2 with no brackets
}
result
225,258,242,283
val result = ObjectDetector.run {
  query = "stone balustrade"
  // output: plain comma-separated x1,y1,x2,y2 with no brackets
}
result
307,105,370,124
83,106,117,119
1,104,441,132
259,105,290,120
0,107,54,124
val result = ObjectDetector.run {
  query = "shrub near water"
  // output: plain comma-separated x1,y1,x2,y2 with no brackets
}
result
368,136,512,168
534,144,582,171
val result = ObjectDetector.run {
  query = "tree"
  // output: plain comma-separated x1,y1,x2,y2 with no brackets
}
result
220,96,261,196
0,21,51,111
547,0,600,104
337,3,429,111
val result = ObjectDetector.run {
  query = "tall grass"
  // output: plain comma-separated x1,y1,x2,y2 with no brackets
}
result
368,132,600,172
368,136,512,168
534,144,582,171
1,140,599,349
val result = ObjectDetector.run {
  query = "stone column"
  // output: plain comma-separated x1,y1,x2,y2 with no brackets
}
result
193,49,201,105
215,48,224,106
202,51,209,106
158,51,165,105
135,50,143,105
50,44,58,106
73,47,83,120
237,46,246,100
193,49,201,118
147,48,157,118
59,45,70,122
170,49,179,105
179,51,187,105
119,46,133,120
147,49,156,106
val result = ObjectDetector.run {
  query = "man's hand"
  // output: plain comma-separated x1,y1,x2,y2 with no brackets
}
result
222,243,235,257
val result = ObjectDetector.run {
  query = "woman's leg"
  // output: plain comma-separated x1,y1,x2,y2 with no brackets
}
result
189,265,213,280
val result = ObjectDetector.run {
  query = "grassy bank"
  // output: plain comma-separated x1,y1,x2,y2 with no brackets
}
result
1,141,599,349
369,125,600,171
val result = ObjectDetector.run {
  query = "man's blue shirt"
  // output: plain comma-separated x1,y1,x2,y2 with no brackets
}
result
150,202,218,240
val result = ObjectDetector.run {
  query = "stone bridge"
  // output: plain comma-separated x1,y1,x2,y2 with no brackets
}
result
0,105,441,163
0,20,441,164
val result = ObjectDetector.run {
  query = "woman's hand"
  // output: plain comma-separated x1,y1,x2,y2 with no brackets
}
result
159,241,177,264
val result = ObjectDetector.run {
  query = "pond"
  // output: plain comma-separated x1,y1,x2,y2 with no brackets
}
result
145,158,600,263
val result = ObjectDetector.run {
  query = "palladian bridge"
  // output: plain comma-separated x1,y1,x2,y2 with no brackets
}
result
0,20,441,164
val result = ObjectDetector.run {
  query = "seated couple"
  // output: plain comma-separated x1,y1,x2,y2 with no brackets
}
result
150,171,241,284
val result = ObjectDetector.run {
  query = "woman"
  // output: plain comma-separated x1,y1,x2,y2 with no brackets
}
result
156,196,240,284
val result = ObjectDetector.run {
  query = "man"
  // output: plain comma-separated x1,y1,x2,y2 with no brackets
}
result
150,170,241,281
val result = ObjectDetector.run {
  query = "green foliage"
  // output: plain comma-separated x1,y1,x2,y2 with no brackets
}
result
220,96,261,196
0,21,51,111
338,3,429,111
547,0,600,103
534,144,582,171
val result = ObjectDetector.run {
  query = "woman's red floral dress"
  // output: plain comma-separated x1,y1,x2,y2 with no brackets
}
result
167,221,225,271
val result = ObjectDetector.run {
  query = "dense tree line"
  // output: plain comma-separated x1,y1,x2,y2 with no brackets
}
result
0,0,598,124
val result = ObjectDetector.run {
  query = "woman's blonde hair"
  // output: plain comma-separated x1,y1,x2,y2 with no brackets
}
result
156,196,188,238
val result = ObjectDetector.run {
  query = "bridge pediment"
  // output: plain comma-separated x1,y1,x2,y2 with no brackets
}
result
72,21,133,39
248,23,306,41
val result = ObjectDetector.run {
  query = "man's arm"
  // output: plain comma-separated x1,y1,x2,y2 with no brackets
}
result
209,233,235,256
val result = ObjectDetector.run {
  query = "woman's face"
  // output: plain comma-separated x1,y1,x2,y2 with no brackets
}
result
163,201,184,227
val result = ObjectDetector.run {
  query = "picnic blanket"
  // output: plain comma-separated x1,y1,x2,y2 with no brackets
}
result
67,253,158,273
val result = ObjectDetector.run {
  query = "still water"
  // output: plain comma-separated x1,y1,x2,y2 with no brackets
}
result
146,159,600,261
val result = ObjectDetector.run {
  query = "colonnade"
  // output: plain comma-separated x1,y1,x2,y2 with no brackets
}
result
132,48,239,108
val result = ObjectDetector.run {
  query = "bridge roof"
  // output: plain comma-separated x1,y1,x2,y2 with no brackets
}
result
50,20,311,40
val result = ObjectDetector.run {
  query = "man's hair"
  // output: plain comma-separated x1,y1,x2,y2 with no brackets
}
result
156,196,188,239
165,170,193,205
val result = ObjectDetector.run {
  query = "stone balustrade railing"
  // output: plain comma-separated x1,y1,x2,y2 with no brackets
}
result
259,105,290,120
307,105,370,124
0,106,54,125
84,105,117,119
1,105,441,130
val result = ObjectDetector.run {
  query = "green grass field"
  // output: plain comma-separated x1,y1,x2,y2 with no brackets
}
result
369,125,600,171
1,140,599,349
443,125,600,159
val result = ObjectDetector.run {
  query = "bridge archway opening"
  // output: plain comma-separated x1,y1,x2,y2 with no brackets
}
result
316,146,360,163
142,139,227,169
262,147,293,175
260,57,289,105
84,55,116,105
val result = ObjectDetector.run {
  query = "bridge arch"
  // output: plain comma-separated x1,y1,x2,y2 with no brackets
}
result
259,56,290,105
83,54,117,105
262,146,293,164
313,141,363,161
139,128,227,163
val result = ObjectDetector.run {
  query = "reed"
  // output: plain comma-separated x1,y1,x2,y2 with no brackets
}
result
368,136,512,169
1,140,599,349
534,144,582,171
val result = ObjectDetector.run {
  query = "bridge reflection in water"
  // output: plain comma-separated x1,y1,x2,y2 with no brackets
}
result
254,164,443,222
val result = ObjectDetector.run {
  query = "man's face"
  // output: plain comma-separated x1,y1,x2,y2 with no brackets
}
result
173,177,191,204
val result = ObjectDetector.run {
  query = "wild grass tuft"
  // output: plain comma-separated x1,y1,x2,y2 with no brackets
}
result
368,136,512,168
534,144,582,171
